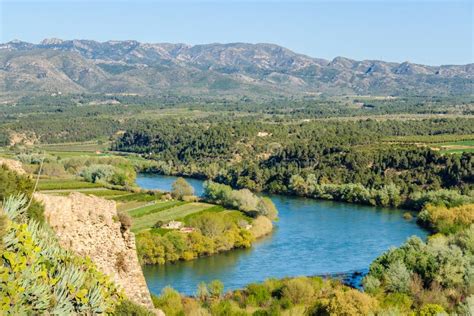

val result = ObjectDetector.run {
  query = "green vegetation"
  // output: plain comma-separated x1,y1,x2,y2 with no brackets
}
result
152,276,379,315
364,225,473,314
133,182,276,264
37,179,103,190
128,200,186,219
418,203,473,234
204,181,278,220
131,202,218,232
1,93,473,314
114,118,473,212
136,211,254,264
0,165,44,223
0,190,123,313
171,177,195,200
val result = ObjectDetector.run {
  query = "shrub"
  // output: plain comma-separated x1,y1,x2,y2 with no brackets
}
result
153,287,183,316
384,260,412,293
418,204,474,233
0,196,122,314
114,299,155,316
418,303,446,316
117,211,132,230
250,216,273,239
171,177,194,200
281,278,315,305
324,288,378,316
80,164,116,183
209,280,224,298
246,283,272,307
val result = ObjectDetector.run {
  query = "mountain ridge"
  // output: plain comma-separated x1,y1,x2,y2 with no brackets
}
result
1,38,472,96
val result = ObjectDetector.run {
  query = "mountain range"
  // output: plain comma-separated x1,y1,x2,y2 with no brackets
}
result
0,38,472,96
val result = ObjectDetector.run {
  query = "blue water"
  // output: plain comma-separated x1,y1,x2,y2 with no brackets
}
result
137,174,428,296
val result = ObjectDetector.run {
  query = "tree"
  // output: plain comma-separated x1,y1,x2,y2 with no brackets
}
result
171,177,194,200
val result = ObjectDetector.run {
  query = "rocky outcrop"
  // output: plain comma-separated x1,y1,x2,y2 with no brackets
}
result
34,192,158,312
0,158,26,175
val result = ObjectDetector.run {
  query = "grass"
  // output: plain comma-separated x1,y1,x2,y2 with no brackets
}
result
180,205,226,223
131,202,215,232
382,134,474,144
117,201,151,212
38,179,103,190
112,192,160,202
38,141,110,152
436,140,474,146
440,148,474,154
128,200,186,218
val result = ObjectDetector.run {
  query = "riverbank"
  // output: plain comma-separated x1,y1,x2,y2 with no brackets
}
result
138,173,427,296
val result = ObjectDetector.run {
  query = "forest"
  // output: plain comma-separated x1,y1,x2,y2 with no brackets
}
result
114,117,474,210
0,94,473,314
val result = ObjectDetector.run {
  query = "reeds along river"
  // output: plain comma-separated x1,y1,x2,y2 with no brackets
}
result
136,174,428,296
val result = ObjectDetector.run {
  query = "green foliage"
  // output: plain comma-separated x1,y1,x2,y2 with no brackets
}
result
153,287,184,316
115,118,473,201
418,203,474,233
0,196,123,314
136,211,254,264
171,177,194,200
0,165,44,223
418,303,446,316
204,181,278,218
365,225,474,311
114,299,155,316
209,280,224,298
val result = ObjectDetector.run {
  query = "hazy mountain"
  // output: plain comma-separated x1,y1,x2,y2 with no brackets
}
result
0,38,472,96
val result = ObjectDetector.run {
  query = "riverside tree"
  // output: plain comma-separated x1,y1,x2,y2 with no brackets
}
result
171,177,194,200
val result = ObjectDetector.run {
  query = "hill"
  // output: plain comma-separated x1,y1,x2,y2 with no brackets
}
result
0,39,472,96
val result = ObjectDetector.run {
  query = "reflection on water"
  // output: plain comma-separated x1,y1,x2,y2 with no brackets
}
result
138,174,428,295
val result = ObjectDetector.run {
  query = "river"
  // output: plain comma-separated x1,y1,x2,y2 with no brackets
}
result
136,173,428,296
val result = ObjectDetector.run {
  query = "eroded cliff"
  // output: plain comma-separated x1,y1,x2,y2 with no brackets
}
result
34,192,157,311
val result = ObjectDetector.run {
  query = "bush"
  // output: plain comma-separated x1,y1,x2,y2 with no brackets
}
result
246,283,271,307
418,204,474,233
384,260,412,293
281,278,315,305
418,303,446,316
153,287,183,316
117,211,132,230
171,177,194,200
80,164,116,183
323,288,379,316
114,300,155,316
203,181,278,219
209,280,224,298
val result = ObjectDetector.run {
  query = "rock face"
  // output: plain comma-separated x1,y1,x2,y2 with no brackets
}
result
34,192,156,311
0,158,26,175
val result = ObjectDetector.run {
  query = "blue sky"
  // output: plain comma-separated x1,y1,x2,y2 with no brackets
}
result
1,0,472,65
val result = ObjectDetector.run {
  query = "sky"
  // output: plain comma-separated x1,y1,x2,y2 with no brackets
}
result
1,0,472,65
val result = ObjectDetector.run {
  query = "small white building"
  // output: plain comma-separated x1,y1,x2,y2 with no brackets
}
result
162,220,183,230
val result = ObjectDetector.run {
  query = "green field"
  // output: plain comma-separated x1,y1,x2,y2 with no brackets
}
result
128,200,186,218
130,202,216,232
382,134,474,144
38,179,104,190
38,141,110,152
112,192,160,202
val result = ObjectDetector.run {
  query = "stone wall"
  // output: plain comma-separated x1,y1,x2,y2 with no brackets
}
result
34,192,158,312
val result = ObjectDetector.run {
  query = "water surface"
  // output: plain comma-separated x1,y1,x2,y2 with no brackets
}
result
137,174,427,295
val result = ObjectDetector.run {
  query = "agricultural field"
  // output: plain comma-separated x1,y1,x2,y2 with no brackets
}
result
434,139,474,154
382,134,474,154
129,202,219,232
38,179,104,190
